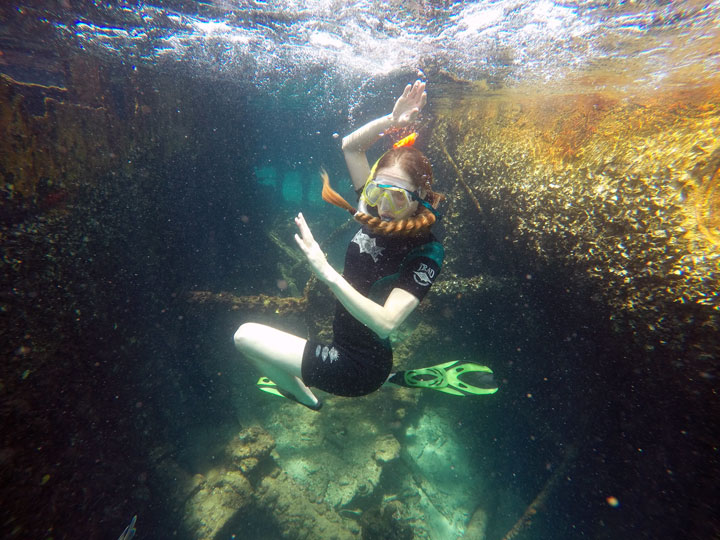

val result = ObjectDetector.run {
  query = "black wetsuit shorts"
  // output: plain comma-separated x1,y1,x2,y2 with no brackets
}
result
301,337,392,397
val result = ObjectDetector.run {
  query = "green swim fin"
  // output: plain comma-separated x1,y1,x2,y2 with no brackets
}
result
388,361,499,396
256,377,323,411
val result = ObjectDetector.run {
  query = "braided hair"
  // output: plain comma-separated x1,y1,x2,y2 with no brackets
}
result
321,147,443,237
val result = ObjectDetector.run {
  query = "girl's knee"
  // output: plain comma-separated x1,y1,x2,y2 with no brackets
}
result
233,322,262,352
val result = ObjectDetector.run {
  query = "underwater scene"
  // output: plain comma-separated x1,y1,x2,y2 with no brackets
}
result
1,1,719,539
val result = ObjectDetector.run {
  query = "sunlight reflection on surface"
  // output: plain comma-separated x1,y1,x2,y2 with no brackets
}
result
55,1,719,92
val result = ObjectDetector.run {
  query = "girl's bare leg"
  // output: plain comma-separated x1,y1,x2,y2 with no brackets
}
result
233,322,321,408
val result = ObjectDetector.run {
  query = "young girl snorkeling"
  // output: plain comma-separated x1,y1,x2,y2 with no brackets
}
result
234,80,497,410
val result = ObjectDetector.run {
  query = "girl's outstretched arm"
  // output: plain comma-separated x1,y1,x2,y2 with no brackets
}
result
342,80,427,191
294,212,419,339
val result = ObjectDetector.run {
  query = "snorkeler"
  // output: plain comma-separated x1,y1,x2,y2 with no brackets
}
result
234,80,497,410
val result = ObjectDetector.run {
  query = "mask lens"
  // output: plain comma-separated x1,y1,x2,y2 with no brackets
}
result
390,190,409,206
362,180,414,215
364,181,385,205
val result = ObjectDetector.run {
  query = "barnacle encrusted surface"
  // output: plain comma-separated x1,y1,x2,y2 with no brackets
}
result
429,84,720,366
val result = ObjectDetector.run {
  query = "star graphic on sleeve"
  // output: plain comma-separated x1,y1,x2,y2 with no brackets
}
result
352,230,384,263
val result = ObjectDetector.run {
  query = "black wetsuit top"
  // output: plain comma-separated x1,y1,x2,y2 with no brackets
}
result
301,226,444,396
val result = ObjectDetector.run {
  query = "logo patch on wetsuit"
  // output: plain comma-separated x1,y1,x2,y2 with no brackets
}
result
318,345,339,363
352,230,384,263
413,263,435,287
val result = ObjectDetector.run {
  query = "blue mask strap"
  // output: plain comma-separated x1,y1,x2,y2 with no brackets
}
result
412,193,440,219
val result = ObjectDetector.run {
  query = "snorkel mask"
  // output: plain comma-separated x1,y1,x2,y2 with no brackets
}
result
360,133,439,219
361,175,425,218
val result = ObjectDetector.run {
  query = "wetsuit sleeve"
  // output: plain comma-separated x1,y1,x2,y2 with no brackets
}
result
394,242,444,302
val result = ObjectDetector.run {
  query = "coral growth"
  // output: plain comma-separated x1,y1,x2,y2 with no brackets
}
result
429,83,720,371
181,425,359,539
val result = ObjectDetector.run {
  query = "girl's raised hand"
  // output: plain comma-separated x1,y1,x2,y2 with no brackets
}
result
392,80,427,126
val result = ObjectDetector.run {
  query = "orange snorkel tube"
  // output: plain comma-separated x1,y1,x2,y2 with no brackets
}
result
392,132,417,148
